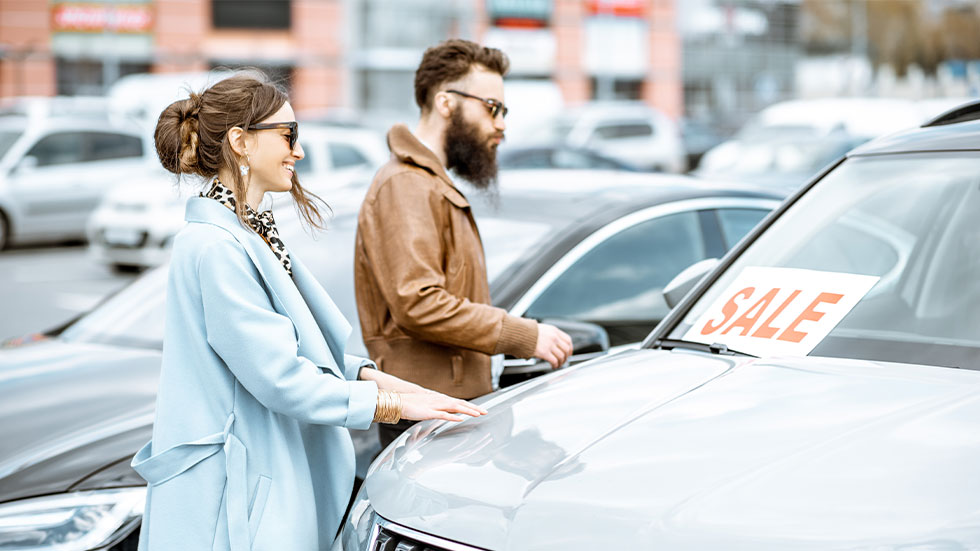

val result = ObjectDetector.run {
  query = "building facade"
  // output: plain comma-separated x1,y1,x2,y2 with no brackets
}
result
1,0,681,120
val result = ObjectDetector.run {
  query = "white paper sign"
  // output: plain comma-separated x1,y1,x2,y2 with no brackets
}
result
683,267,880,357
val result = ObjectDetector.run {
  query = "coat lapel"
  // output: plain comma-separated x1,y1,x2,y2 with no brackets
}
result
185,198,347,377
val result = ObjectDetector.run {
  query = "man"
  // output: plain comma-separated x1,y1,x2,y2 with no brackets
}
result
355,39,573,447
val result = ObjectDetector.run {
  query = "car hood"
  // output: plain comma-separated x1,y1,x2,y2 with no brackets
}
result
366,349,980,550
0,339,158,502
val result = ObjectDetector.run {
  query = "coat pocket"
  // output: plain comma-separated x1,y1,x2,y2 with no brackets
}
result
248,475,272,541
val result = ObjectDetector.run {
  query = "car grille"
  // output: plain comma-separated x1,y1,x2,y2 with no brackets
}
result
371,522,487,551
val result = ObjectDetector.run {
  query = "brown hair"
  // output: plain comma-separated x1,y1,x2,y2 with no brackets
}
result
154,71,327,230
414,39,509,112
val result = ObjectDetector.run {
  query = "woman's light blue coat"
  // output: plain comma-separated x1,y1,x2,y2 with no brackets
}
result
131,197,379,550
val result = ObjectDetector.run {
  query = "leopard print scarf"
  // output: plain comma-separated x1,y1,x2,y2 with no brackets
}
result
203,178,293,277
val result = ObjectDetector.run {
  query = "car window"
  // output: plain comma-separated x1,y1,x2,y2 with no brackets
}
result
670,153,980,368
551,149,619,170
500,150,551,169
295,145,315,175
0,129,21,160
716,208,770,248
329,142,369,169
86,132,143,161
592,122,654,141
26,132,86,166
60,265,167,349
526,211,706,344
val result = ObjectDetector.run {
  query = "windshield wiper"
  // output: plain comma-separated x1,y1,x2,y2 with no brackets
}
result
653,338,756,357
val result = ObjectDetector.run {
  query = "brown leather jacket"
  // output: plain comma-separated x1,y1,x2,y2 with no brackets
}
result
354,125,538,398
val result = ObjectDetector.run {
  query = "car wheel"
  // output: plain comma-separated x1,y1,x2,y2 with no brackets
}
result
0,210,9,251
111,263,144,274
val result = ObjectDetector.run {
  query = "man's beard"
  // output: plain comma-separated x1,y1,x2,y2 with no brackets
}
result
444,108,501,190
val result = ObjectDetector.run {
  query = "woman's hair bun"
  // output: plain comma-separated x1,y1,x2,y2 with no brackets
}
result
154,93,203,175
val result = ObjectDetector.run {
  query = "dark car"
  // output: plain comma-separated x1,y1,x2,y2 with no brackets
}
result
497,144,638,172
339,103,980,550
0,172,781,550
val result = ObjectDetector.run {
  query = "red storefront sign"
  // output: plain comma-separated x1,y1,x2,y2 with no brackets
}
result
586,0,647,18
51,3,154,33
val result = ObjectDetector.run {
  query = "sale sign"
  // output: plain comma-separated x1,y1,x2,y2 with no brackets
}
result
683,267,879,357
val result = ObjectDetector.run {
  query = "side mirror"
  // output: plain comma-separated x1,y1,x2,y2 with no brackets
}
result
663,258,719,309
14,155,38,175
501,318,610,385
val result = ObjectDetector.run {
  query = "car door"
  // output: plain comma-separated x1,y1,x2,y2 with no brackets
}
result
6,131,89,238
509,199,773,357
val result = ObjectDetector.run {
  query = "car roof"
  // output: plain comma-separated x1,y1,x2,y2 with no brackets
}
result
850,118,980,156
479,171,785,242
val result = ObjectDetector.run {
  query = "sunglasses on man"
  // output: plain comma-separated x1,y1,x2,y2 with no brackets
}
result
445,89,509,120
247,121,299,150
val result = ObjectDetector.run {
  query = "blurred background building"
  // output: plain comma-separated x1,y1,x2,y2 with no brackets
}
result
0,0,682,122
4,1,980,138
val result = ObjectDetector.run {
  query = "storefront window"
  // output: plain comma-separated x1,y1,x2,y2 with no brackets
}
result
212,0,291,29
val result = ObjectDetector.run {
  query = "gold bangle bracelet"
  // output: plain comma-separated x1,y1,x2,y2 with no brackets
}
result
373,390,403,424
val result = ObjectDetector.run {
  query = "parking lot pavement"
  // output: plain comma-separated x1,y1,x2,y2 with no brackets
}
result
0,244,138,340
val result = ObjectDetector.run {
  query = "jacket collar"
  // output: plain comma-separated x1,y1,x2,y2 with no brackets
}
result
387,124,470,209
184,197,350,375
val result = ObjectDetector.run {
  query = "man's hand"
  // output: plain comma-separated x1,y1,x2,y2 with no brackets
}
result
534,323,574,369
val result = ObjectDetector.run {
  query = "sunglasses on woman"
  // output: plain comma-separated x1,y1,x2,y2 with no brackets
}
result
247,121,299,150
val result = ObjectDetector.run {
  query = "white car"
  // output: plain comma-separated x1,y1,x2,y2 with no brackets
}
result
696,97,955,189
523,101,686,173
87,124,386,269
0,97,151,249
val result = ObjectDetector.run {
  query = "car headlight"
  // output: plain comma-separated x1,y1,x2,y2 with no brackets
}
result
0,488,144,551
339,482,377,551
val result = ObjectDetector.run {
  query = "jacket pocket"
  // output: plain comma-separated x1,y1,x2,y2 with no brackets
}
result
248,475,272,541
451,354,464,385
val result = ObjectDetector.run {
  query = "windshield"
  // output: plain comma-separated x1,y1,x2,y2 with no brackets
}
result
667,153,980,369
60,266,168,349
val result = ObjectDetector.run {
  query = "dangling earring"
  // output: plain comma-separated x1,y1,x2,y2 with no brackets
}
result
239,153,250,176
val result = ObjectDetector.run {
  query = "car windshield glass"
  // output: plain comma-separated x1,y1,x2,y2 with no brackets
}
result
478,217,555,281
0,129,22,159
666,153,980,369
60,266,167,349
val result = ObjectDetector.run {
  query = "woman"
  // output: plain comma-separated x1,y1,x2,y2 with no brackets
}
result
131,73,485,550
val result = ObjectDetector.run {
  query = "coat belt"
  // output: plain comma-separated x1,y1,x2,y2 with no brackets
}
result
132,413,253,550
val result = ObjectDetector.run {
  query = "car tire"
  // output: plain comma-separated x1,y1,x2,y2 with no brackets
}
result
111,263,144,274
0,210,9,251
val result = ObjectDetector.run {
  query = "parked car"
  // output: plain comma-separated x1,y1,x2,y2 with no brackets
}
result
340,102,980,550
0,98,151,249
680,117,727,170
695,129,864,190
525,102,686,173
87,123,386,270
695,97,965,189
0,173,780,550
497,144,637,172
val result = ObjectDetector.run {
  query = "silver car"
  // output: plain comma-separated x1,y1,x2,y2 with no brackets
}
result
340,104,980,549
0,98,150,249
